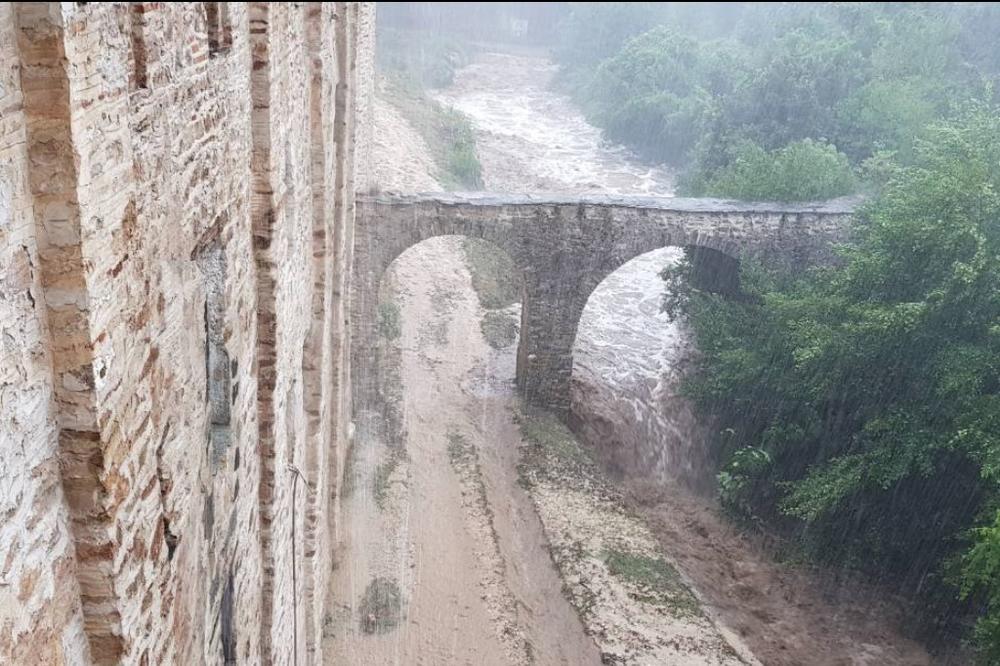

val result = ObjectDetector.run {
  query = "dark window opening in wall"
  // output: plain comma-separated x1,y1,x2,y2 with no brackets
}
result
196,237,232,469
221,571,236,665
206,2,232,55
130,3,149,90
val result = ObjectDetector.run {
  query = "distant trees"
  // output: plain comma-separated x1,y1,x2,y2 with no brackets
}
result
683,139,856,201
556,2,1000,201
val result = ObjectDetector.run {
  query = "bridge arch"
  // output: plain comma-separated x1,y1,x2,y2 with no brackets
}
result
351,228,528,406
352,193,856,416
568,245,729,493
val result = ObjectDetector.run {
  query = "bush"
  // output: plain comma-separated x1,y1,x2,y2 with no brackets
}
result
377,300,401,340
440,109,483,189
462,238,520,310
480,311,518,349
677,108,1000,655
555,4,1000,191
359,577,403,634
575,26,741,165
382,79,483,190
690,138,857,201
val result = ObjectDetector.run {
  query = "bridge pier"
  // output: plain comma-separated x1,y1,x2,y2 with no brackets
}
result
516,276,591,417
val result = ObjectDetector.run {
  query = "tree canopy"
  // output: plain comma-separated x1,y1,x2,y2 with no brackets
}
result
557,2,1000,201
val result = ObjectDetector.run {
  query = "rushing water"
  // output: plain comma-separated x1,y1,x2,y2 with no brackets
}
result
435,52,675,195
437,52,714,493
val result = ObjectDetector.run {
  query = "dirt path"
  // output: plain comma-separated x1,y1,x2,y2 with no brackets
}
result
324,239,601,665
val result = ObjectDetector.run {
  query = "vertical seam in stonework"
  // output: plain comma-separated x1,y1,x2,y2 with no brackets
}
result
247,2,277,661
14,4,120,662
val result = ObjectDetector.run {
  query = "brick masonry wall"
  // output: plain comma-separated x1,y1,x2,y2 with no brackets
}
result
1,3,374,664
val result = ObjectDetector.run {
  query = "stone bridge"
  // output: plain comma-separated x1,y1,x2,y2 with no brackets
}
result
352,193,857,415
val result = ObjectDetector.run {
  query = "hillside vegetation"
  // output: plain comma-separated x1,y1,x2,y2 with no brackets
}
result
558,3,1000,658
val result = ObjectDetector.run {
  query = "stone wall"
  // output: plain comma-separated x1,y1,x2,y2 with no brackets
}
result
0,3,374,664
352,192,857,415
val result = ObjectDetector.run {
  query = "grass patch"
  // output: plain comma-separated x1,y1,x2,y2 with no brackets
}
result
376,26,481,188
517,407,594,468
446,428,493,517
359,576,403,634
514,403,624,508
462,238,521,310
372,448,406,510
377,299,402,340
381,76,483,190
602,548,701,617
480,311,518,349
447,431,474,466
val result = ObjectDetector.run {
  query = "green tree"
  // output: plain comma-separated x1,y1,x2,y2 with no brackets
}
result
678,108,1000,656
579,27,745,164
554,3,999,194
687,138,856,201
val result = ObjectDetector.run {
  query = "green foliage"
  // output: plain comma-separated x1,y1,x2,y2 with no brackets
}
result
439,108,483,189
359,577,403,634
717,447,771,516
690,139,856,201
601,548,701,616
480,311,518,350
556,3,1000,198
377,300,401,340
675,108,1000,656
961,511,1000,663
381,77,483,190
446,431,473,466
573,26,742,165
377,26,482,190
516,407,595,473
372,448,405,510
462,238,521,310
